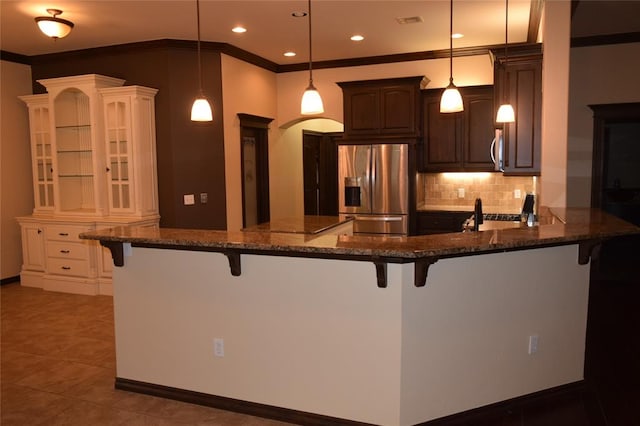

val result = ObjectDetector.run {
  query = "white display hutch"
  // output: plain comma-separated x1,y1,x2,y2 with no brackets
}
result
17,74,160,295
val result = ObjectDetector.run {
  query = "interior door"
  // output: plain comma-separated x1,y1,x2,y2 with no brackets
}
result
303,131,339,216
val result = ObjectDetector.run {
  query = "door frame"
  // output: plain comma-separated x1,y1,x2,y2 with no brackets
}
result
589,103,640,208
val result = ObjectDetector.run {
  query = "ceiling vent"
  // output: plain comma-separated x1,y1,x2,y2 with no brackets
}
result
396,16,424,25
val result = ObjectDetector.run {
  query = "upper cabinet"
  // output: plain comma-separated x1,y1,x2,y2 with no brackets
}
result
338,76,425,139
494,54,542,175
20,74,159,218
419,85,495,172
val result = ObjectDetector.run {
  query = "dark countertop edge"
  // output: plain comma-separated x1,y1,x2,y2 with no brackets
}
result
79,224,640,262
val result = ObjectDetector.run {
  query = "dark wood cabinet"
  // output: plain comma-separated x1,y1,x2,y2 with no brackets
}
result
419,85,495,172
338,76,424,139
494,54,542,175
415,211,472,235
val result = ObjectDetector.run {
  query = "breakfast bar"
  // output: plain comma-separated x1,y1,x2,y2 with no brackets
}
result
81,208,639,425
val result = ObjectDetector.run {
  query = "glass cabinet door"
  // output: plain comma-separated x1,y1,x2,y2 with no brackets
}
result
32,105,55,210
104,99,133,213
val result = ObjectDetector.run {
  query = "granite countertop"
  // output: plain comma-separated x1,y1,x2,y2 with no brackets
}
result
81,208,639,262
242,216,352,235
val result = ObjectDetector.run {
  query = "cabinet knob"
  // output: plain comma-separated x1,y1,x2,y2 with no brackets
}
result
106,167,110,172
37,229,42,234
60,249,70,254
61,266,71,270
59,232,69,237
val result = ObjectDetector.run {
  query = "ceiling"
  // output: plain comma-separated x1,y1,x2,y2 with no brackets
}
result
1,1,639,65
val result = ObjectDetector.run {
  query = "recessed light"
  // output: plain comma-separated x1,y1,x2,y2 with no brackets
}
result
284,51,296,57
452,33,464,39
232,26,247,33
350,35,364,42
292,11,307,18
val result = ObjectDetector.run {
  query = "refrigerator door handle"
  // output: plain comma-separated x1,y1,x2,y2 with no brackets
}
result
355,216,403,222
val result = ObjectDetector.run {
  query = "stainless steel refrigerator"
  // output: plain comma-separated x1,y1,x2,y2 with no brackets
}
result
338,143,408,236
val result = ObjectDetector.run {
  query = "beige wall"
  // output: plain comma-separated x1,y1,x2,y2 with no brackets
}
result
113,244,589,425
221,54,278,231
567,42,640,207
540,0,571,209
1,60,33,280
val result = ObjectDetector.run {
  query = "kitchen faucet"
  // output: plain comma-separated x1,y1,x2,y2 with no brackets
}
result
473,198,483,232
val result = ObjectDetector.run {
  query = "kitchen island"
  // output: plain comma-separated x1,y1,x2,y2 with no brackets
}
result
81,209,639,426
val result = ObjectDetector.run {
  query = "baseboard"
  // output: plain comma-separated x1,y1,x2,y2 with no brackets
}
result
115,377,374,426
418,381,593,425
0,275,20,285
115,377,593,426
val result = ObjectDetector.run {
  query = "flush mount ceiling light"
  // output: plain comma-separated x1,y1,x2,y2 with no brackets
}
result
440,0,463,113
300,0,324,115
496,0,515,123
35,9,74,40
232,26,247,33
190,0,213,122
284,51,296,57
350,35,364,41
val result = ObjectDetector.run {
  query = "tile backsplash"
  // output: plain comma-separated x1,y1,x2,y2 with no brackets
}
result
417,173,537,214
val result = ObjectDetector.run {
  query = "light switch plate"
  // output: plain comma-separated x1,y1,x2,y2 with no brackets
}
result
184,194,195,205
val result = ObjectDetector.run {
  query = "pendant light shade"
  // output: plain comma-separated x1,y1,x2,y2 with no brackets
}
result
496,0,515,123
440,81,464,113
301,83,324,115
191,96,213,122
191,0,213,122
35,9,74,39
300,0,324,115
496,103,515,123
440,0,463,113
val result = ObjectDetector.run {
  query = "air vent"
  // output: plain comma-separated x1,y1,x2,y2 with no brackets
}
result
396,16,424,25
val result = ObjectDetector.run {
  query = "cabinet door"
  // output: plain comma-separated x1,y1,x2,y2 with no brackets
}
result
104,97,134,213
20,95,55,212
380,85,418,135
343,87,380,135
496,56,542,175
462,86,495,171
21,223,46,271
419,89,462,172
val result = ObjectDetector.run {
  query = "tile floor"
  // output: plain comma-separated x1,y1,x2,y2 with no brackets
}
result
0,284,292,425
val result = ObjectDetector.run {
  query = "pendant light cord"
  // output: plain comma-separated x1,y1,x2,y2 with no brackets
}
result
449,0,453,84
503,0,508,102
308,0,314,85
196,0,203,94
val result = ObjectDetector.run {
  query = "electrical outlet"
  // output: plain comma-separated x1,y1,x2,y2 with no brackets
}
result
200,193,208,204
183,194,195,205
457,188,465,198
214,338,224,357
528,334,539,355
514,189,522,199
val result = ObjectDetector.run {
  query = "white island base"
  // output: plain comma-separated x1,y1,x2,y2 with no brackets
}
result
112,244,589,425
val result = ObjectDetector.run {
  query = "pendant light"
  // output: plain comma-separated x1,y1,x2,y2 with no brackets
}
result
496,0,515,123
191,0,213,122
440,0,463,113
300,0,324,115
35,9,74,40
